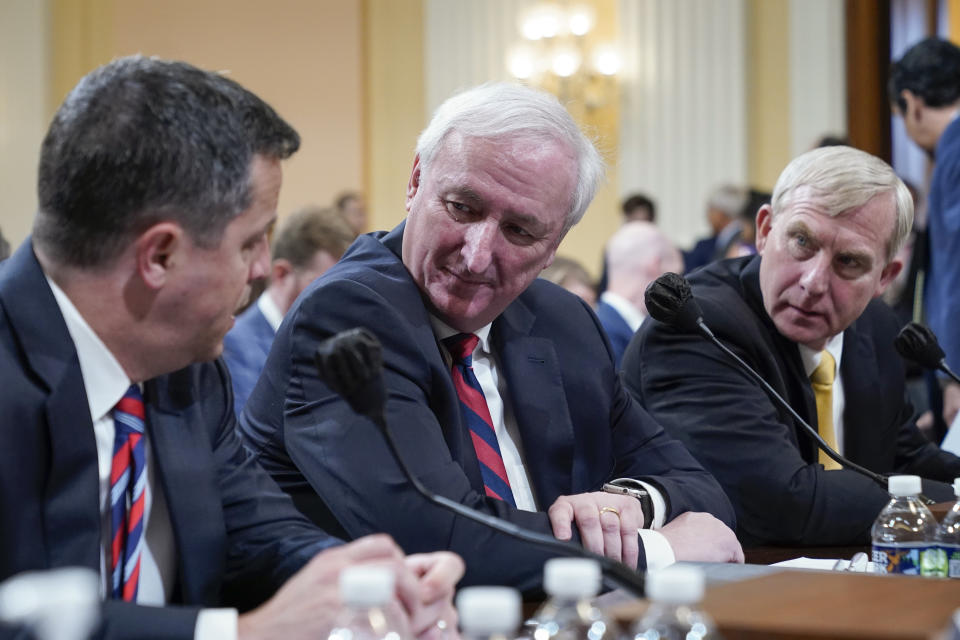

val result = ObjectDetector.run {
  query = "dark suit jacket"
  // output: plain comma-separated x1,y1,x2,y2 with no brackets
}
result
622,255,960,547
0,242,340,640
239,223,735,593
595,300,634,369
223,302,276,416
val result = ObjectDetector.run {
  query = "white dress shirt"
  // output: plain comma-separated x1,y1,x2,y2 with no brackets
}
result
47,277,237,639
599,291,647,333
430,317,676,569
798,333,846,455
257,291,285,333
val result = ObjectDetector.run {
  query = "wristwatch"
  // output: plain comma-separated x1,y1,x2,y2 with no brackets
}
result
602,481,654,528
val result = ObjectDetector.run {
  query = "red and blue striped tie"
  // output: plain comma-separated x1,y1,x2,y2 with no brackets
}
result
109,385,146,601
443,333,516,507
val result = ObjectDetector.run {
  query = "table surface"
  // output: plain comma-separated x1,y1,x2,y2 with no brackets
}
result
609,569,960,640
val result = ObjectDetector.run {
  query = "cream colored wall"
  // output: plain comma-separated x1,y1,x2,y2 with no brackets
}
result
364,0,424,232
747,0,791,191
0,0,50,248
43,0,364,234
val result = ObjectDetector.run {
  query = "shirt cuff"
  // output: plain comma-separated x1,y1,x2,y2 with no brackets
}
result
196,608,238,640
638,529,676,570
636,481,667,529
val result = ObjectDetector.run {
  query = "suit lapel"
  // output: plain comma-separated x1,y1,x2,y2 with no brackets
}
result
144,377,224,605
493,297,576,506
740,256,819,458
840,318,881,464
0,243,102,571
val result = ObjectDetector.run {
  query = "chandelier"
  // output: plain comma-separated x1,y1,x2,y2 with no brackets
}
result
507,2,620,110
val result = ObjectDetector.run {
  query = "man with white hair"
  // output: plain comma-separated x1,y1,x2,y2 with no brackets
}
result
623,146,960,548
240,82,743,593
598,221,683,368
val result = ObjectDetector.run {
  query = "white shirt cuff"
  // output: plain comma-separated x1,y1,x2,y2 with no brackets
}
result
636,481,667,529
195,608,238,640
638,529,676,570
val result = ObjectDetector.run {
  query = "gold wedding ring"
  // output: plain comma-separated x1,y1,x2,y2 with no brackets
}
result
600,506,621,518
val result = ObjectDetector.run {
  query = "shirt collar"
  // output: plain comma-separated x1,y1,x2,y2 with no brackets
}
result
798,333,844,378
257,291,285,332
600,291,646,332
429,315,493,356
45,275,132,423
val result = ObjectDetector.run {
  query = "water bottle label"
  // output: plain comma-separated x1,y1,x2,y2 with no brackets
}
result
872,543,945,576
944,544,960,579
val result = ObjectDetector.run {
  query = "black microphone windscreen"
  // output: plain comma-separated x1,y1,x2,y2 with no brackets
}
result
895,322,946,370
644,272,704,333
315,327,387,426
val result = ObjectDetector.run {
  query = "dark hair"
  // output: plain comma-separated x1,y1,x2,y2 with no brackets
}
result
0,226,9,262
34,55,300,267
334,191,361,211
888,37,960,112
741,188,771,223
271,205,355,268
621,193,656,223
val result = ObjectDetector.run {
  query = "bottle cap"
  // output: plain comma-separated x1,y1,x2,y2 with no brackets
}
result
644,566,705,605
887,475,922,497
456,587,521,635
339,566,394,607
543,558,601,598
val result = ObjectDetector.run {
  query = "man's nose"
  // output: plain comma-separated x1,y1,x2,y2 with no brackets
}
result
461,221,497,274
799,253,830,296
250,241,271,281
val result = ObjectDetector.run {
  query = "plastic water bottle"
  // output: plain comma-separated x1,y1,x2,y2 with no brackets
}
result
632,565,718,640
531,558,619,640
871,475,943,576
328,566,406,640
937,478,960,579
457,586,522,640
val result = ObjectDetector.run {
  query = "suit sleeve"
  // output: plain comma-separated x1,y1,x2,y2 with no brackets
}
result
202,360,343,611
622,310,890,547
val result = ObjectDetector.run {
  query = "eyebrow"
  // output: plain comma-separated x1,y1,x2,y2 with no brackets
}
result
785,219,874,266
443,185,552,237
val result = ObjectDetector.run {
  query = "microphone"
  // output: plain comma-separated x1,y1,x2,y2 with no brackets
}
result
894,322,960,385
314,328,646,597
644,273,888,489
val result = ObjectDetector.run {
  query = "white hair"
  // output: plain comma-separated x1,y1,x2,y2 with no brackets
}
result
771,146,913,261
415,83,605,234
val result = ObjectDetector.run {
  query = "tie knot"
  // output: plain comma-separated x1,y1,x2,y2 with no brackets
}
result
810,350,836,386
443,333,480,363
114,384,146,428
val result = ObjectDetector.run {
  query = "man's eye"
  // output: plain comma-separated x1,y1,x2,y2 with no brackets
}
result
446,200,470,215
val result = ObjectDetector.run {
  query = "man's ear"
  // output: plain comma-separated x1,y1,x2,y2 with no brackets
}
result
754,204,774,253
876,257,904,297
270,258,294,283
405,154,423,212
135,222,184,289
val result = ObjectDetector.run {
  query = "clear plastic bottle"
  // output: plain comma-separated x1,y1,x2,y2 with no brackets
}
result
631,565,718,640
531,558,619,640
457,586,522,640
936,478,960,579
328,566,406,640
871,474,943,576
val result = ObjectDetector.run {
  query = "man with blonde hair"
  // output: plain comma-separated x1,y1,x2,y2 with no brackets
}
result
623,146,960,547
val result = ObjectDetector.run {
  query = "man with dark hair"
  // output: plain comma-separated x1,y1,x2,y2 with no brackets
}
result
223,206,355,414
624,146,960,548
241,82,743,595
889,37,960,429
0,56,461,640
621,193,656,223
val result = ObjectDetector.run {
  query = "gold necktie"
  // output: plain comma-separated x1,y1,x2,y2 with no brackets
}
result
810,350,841,470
